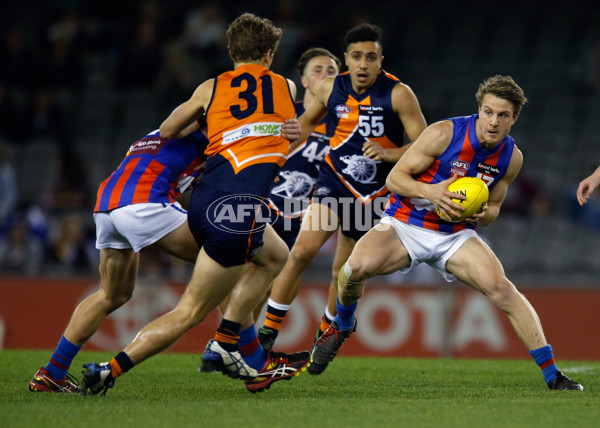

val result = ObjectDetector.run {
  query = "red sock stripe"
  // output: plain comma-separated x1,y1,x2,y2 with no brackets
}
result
540,358,555,370
239,337,260,357
50,356,70,370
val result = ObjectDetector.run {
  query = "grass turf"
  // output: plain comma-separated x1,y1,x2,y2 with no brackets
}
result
0,350,597,428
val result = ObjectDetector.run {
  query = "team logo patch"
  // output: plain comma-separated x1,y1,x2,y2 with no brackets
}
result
314,186,331,196
451,160,470,177
335,104,351,118
340,155,378,184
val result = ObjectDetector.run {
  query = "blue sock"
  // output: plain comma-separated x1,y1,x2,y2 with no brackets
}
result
530,344,559,384
45,336,81,380
333,299,357,331
238,326,266,370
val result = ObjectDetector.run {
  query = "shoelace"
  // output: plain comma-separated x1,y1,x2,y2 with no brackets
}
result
49,371,80,393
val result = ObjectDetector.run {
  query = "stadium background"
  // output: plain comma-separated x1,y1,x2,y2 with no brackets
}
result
0,0,599,359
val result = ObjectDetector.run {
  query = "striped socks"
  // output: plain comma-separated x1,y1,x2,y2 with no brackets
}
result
530,344,559,384
214,319,242,352
45,336,81,381
238,325,266,370
333,298,357,331
262,298,290,336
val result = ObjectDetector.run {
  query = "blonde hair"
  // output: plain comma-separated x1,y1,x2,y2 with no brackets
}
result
476,75,528,116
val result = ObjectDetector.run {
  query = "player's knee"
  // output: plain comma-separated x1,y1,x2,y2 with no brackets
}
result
272,243,289,270
484,279,519,311
175,300,209,327
101,287,133,310
338,259,366,300
289,239,320,267
342,256,372,282
263,242,289,273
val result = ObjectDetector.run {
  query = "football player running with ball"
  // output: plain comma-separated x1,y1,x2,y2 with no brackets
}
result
311,75,583,391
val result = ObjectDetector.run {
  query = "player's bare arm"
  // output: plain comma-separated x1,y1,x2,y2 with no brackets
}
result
386,120,465,218
288,76,333,152
279,78,302,141
367,83,426,163
160,79,214,139
473,145,523,227
577,165,600,206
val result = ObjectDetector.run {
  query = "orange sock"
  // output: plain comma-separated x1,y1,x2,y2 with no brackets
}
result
319,315,331,334
264,312,286,331
214,330,240,345
109,358,124,379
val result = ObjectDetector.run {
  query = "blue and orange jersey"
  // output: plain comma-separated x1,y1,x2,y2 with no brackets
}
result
324,70,405,203
268,101,334,218
384,114,515,233
94,129,208,212
201,63,296,196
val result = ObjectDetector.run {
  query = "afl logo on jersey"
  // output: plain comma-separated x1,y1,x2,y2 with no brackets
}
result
451,160,470,177
335,104,351,119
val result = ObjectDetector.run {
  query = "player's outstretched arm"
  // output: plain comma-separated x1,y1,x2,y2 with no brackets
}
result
287,76,333,153
160,79,214,139
577,166,600,206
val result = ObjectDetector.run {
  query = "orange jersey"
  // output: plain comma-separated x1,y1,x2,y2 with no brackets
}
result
202,64,296,196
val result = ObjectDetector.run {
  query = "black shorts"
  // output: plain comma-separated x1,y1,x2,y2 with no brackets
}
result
312,163,387,241
188,183,271,266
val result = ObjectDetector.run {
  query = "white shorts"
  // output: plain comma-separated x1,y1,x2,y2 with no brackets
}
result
94,202,188,253
380,216,478,282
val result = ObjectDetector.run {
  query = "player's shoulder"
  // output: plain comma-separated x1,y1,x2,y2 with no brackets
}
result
511,142,523,165
194,78,216,101
390,79,419,109
429,119,454,137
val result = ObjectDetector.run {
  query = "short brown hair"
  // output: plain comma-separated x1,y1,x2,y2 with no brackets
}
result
226,13,283,63
476,75,528,116
296,47,341,76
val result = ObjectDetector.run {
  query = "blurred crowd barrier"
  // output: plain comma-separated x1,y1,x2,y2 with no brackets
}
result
2,276,598,360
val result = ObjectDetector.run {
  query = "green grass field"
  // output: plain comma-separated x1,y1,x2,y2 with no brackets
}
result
0,350,597,428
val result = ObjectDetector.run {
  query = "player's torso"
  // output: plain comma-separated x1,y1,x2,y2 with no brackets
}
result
325,71,405,202
386,114,515,233
202,64,296,196
94,129,208,212
269,102,333,217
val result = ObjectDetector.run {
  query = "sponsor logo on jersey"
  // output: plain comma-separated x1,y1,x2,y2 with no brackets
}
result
476,162,500,176
451,160,470,177
222,122,282,144
359,105,384,112
126,138,167,156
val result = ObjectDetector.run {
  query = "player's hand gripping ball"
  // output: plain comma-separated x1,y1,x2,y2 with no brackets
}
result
435,177,489,222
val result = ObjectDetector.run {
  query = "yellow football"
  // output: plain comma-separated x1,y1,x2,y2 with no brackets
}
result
435,177,489,223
